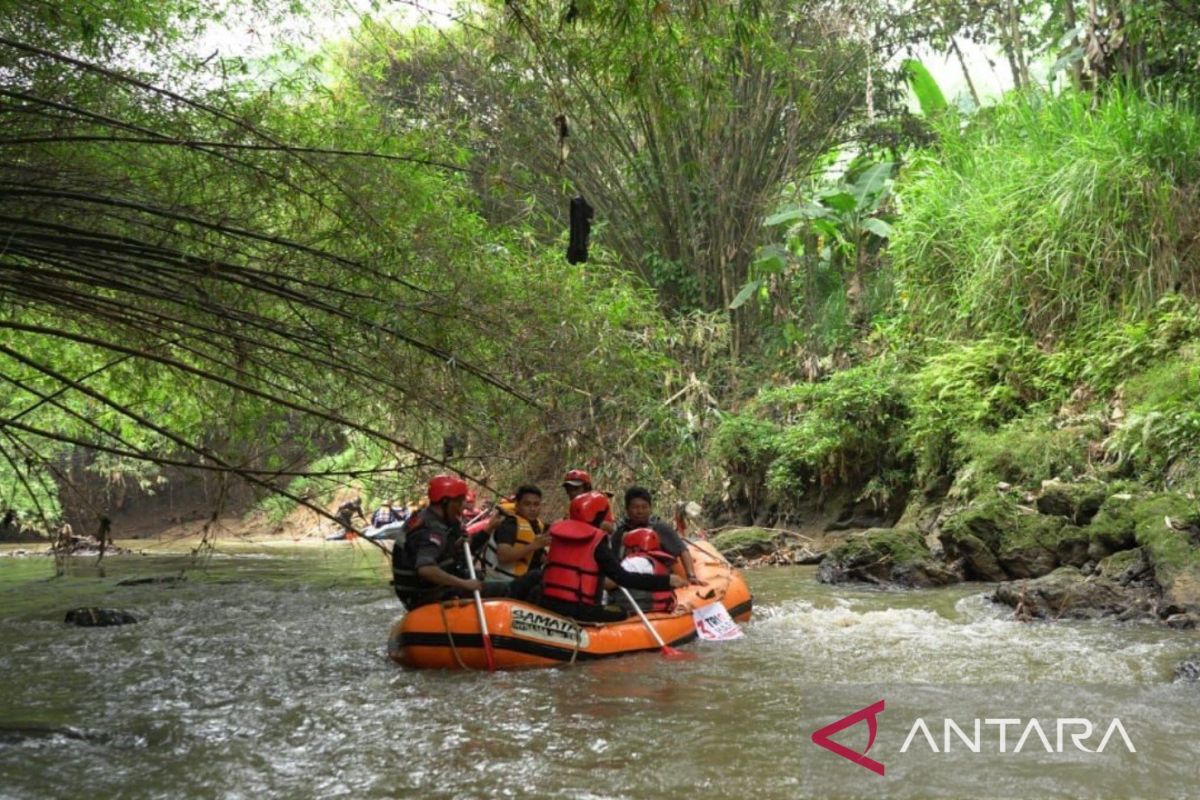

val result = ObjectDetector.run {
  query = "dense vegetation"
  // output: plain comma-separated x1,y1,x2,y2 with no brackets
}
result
2,0,1199,567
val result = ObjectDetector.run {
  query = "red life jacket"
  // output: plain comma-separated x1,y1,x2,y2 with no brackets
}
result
541,519,608,606
624,549,676,613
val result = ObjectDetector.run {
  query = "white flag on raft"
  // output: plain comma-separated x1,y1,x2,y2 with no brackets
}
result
692,603,744,641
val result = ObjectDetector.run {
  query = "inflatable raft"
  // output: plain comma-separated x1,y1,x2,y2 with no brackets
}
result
388,540,752,670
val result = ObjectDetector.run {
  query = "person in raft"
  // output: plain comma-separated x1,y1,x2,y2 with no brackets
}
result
611,486,703,586
616,528,681,613
561,468,614,528
539,491,686,623
479,485,551,584
371,499,401,528
392,475,540,610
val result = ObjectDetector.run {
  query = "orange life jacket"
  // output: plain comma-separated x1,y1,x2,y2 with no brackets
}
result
541,519,607,606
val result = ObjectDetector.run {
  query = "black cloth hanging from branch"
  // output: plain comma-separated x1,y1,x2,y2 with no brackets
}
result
566,195,593,264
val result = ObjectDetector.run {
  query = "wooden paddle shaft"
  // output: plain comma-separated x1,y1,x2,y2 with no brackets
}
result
463,539,495,671
617,585,669,649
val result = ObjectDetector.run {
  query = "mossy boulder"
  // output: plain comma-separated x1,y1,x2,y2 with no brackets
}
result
1085,493,1139,558
995,512,1066,579
817,528,953,587
1035,479,1107,523
1095,547,1154,585
938,497,1065,581
939,497,1010,552
1055,525,1092,568
710,528,782,560
1129,494,1200,573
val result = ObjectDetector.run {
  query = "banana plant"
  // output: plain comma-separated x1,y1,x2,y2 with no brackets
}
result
735,158,896,351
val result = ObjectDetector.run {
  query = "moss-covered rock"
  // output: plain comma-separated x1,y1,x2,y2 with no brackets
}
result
709,528,782,559
1096,548,1152,583
817,527,944,586
995,511,1065,578
1129,494,1200,576
1055,525,1092,568
937,497,1066,580
938,496,1013,552
1085,493,1139,557
944,530,1008,581
1035,479,1107,523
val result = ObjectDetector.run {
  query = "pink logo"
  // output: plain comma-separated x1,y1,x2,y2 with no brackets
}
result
811,700,886,776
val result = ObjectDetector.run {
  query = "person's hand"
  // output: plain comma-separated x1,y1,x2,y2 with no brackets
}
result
688,574,707,586
460,578,483,592
532,533,552,550
668,574,688,589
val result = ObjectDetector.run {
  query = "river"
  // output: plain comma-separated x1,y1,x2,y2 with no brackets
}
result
1,542,1198,799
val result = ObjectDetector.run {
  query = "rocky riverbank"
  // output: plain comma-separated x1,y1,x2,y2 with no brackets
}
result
712,479,1200,628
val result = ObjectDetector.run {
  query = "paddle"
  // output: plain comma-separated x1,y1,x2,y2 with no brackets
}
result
617,585,693,660
463,539,497,672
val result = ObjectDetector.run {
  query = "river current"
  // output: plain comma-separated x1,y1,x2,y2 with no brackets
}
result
1,542,1197,799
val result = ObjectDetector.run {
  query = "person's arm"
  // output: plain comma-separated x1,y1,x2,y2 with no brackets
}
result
595,538,685,591
493,519,550,566
655,522,704,585
413,537,480,591
417,564,480,591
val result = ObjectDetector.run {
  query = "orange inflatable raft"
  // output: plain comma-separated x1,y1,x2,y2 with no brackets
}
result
388,540,752,670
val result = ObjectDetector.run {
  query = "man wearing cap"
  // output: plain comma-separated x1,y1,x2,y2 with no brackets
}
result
562,469,614,529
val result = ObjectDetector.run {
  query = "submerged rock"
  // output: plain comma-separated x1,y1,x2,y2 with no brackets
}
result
116,575,185,587
1173,654,1200,682
64,607,139,627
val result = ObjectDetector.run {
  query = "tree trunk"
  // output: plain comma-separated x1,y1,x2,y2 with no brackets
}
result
1062,0,1084,88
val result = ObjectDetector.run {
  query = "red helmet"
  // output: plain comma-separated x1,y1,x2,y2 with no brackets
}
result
569,491,610,525
428,474,469,503
622,527,660,553
562,469,592,488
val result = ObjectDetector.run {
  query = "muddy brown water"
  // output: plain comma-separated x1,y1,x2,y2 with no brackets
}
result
1,543,1198,799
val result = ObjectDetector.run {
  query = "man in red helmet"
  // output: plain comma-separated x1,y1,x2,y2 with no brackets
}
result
539,491,686,622
561,469,614,528
392,474,514,610
617,528,678,613
561,469,593,502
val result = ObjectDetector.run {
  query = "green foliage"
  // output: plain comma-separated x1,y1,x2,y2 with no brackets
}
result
754,156,898,357
955,417,1100,497
1047,295,1200,396
891,89,1200,338
760,360,908,499
901,59,948,116
1106,347,1200,485
709,359,909,510
905,338,1058,482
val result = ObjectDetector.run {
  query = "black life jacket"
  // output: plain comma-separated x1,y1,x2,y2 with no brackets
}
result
391,511,464,608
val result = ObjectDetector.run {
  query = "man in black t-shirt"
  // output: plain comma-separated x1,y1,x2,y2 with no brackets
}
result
611,486,703,585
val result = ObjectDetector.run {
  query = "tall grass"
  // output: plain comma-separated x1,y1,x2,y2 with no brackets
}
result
891,89,1200,337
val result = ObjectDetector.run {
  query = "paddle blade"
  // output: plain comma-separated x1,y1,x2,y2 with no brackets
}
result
660,645,696,661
